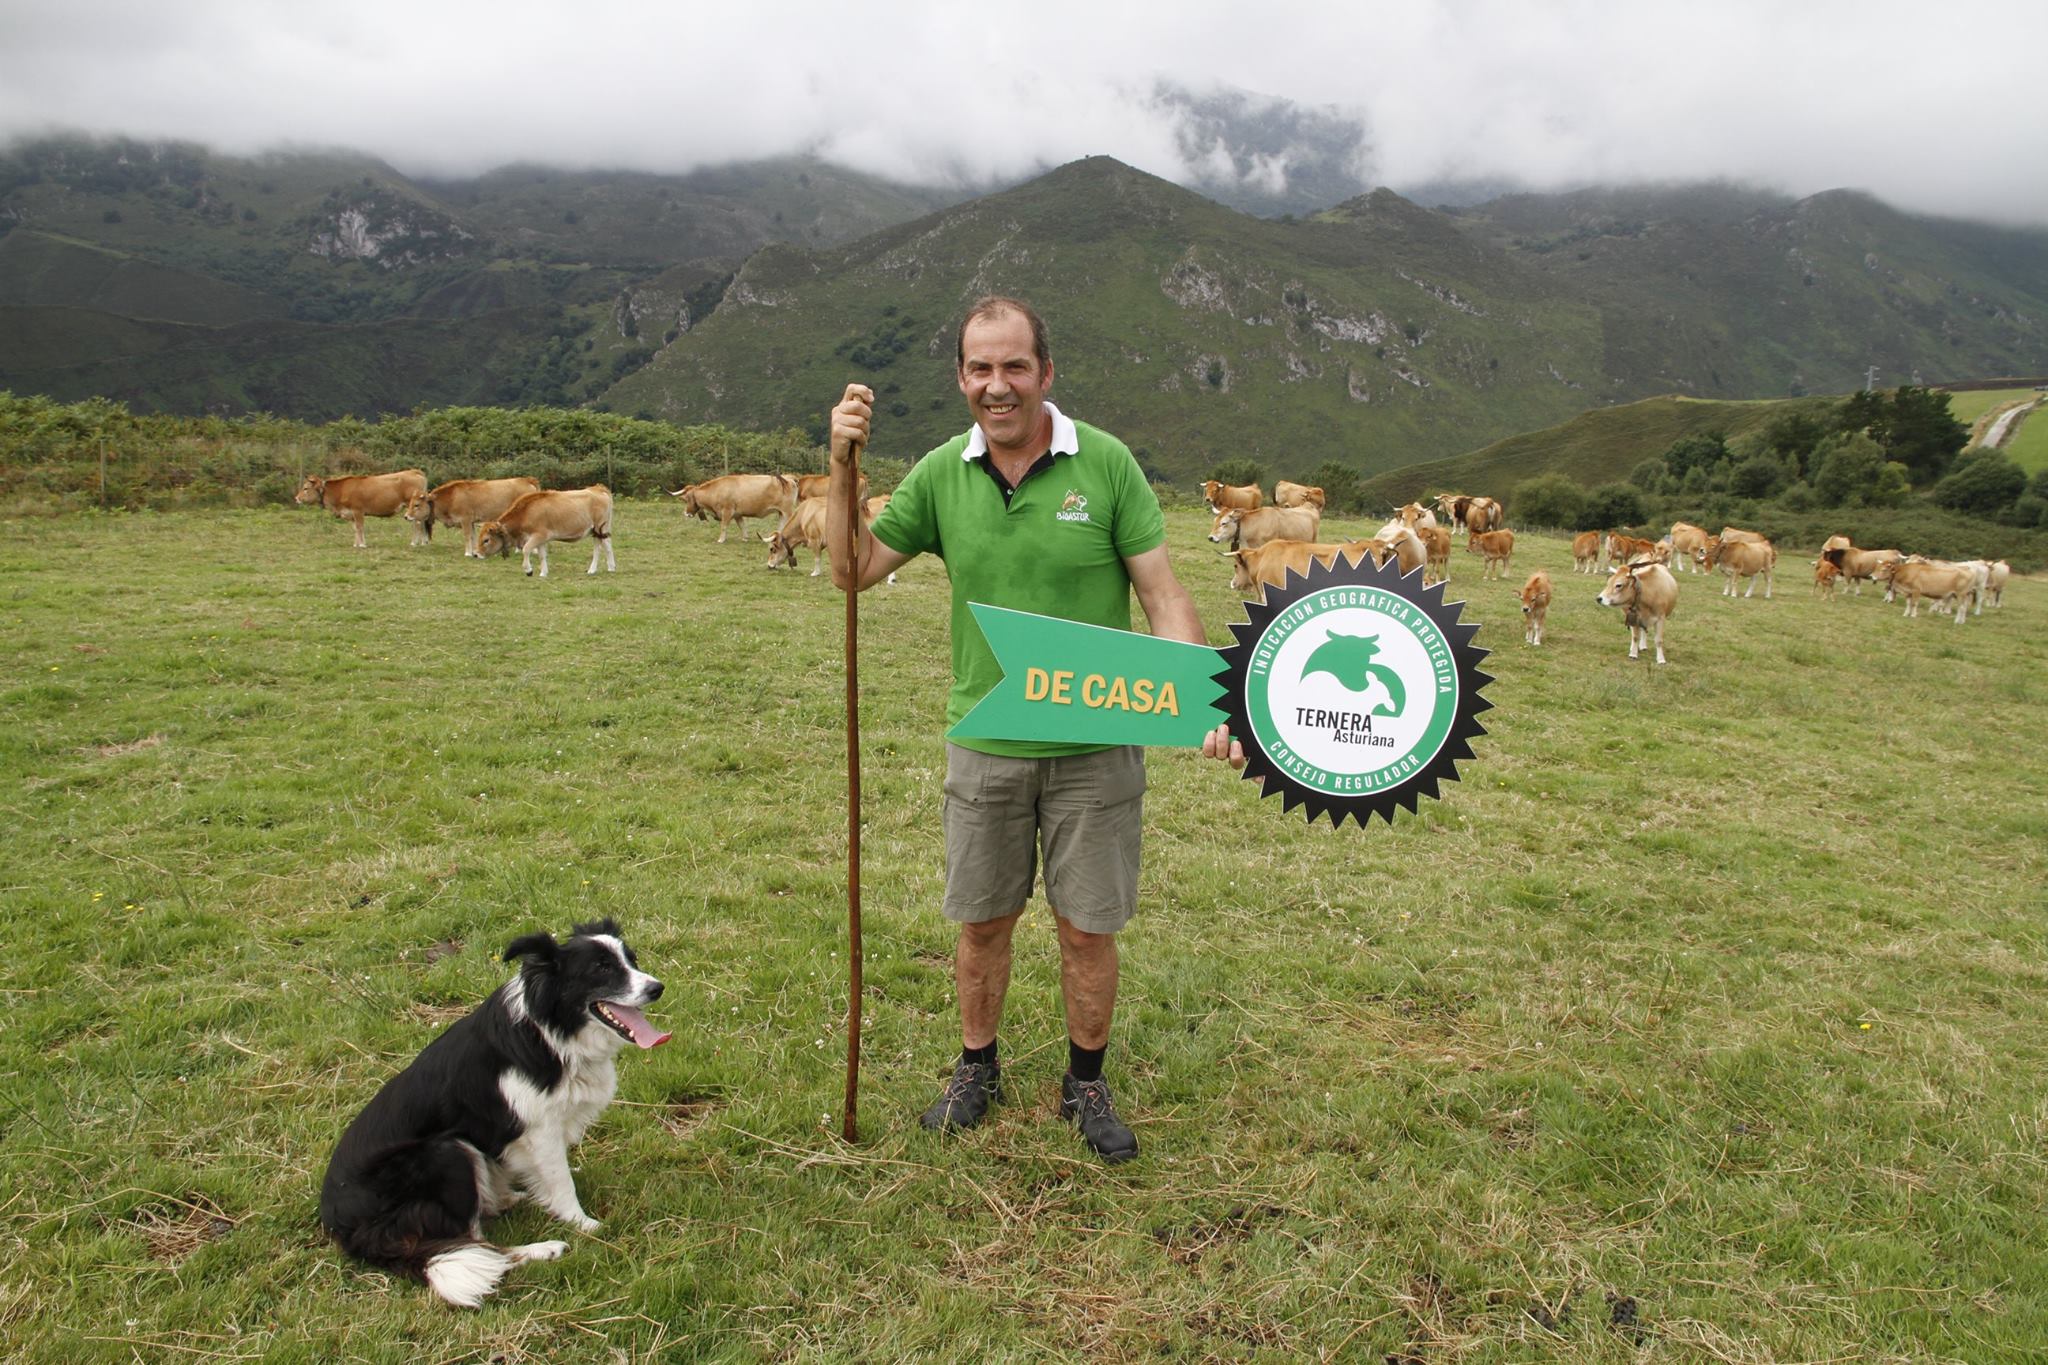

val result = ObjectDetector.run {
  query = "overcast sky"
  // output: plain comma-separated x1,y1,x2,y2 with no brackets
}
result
3,0,2042,225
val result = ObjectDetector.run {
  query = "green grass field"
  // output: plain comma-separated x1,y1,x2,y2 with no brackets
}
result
4,502,2045,1362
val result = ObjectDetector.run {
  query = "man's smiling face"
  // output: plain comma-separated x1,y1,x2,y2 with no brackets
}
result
957,308,1053,459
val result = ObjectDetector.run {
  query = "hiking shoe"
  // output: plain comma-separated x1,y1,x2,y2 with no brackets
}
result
920,1059,1001,1132
1060,1073,1139,1164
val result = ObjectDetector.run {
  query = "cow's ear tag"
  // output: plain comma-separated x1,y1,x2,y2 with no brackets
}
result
1213,551,1493,828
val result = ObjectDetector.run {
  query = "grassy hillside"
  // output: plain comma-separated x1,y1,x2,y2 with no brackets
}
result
1450,185,2048,397
2,505,2043,1360
1359,394,1830,508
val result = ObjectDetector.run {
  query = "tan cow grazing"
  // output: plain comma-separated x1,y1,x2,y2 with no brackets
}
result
1419,524,1452,584
1571,530,1602,574
1394,500,1439,531
1208,503,1320,551
1985,559,2011,609
1229,539,1358,594
1603,532,1663,571
1819,542,1902,596
671,473,796,543
1718,525,1767,546
1668,522,1712,574
295,470,429,549
1365,523,1430,578
1466,528,1514,578
766,496,895,581
476,486,615,578
1874,557,1974,623
1814,560,1841,600
1274,481,1326,510
1597,558,1679,664
1697,535,1776,598
1519,570,1552,646
1201,480,1262,514
765,497,829,576
404,477,543,558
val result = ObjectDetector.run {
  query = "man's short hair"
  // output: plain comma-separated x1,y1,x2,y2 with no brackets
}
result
956,295,1050,372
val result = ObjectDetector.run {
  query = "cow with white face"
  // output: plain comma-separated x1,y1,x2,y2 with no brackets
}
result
1597,558,1679,664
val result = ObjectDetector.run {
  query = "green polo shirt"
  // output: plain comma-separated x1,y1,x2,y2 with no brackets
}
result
870,403,1166,758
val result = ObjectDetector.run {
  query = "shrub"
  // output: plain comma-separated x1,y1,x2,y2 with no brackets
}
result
1629,458,1670,494
1729,454,1789,499
1510,473,1587,530
1810,432,1884,507
1583,483,1647,530
1303,460,1363,515
1933,450,2027,517
1869,462,1913,508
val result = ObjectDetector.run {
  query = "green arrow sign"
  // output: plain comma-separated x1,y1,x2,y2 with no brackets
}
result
948,603,1228,746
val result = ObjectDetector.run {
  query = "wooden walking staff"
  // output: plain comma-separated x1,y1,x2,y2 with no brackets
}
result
840,431,864,1143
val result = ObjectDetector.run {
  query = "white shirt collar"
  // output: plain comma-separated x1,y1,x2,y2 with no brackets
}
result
960,401,1079,462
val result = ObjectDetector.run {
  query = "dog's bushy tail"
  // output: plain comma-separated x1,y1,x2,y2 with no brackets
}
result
424,1238,569,1308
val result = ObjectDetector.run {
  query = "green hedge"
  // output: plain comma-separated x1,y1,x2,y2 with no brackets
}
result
0,392,829,514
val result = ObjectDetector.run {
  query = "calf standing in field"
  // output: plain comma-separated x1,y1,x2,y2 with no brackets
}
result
1571,530,1602,574
1519,570,1552,646
476,486,615,578
296,470,429,549
1466,528,1514,578
1597,558,1678,664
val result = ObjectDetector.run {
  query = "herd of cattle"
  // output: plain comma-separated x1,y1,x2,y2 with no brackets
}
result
294,467,2018,663
1194,479,2017,667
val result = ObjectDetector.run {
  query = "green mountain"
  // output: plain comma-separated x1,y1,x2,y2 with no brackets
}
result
606,159,2048,481
603,157,1618,476
0,135,957,413
3,136,2045,478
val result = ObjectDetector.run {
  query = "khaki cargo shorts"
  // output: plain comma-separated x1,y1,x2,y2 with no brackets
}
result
941,743,1147,935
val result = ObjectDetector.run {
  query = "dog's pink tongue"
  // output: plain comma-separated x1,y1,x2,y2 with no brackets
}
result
610,1004,671,1048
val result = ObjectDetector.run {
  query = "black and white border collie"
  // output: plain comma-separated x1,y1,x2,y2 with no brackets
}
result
319,919,668,1307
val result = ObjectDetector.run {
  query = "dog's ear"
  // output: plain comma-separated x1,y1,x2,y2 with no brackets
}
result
503,931,558,964
572,917,620,940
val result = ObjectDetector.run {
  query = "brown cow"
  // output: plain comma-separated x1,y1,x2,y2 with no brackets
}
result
793,472,867,503
1597,558,1679,664
1603,532,1663,571
671,473,796,543
1274,481,1326,510
767,495,894,580
1874,557,1974,623
1519,570,1552,646
1668,522,1711,574
1201,481,1262,514
1571,530,1602,574
1819,541,1902,596
1466,528,1514,579
404,477,542,558
1228,539,1357,594
1718,525,1767,546
476,486,615,578
1697,535,1776,598
1208,504,1320,551
1433,492,1498,531
1813,559,1841,600
295,470,429,549
1419,524,1452,585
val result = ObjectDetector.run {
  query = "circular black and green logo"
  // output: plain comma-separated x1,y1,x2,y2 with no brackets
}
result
1214,551,1492,827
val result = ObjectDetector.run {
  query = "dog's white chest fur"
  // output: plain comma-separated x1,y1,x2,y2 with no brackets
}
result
496,1056,619,1229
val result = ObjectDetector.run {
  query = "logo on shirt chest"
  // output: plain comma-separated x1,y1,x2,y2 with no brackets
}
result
1055,489,1093,524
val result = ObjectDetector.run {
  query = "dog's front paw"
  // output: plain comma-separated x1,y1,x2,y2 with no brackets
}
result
525,1240,569,1261
567,1213,601,1234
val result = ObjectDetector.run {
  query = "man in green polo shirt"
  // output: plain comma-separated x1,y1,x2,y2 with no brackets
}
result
827,295,1239,1163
